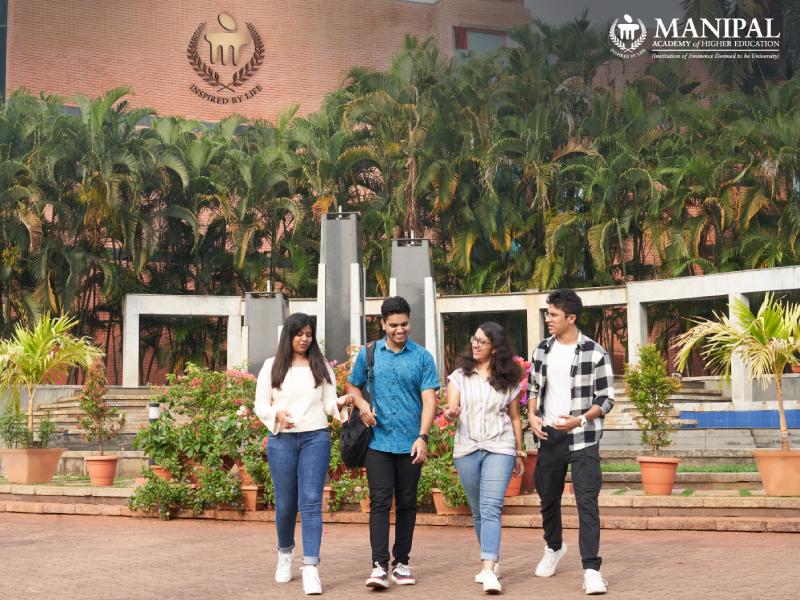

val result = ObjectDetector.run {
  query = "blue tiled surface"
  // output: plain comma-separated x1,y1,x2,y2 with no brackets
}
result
679,410,800,429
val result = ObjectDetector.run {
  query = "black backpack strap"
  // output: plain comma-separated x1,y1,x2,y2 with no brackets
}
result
365,342,376,409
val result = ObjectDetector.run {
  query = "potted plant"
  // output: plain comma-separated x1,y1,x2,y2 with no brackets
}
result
77,362,126,486
0,314,102,483
425,458,470,515
512,356,537,493
624,345,681,494
675,293,800,496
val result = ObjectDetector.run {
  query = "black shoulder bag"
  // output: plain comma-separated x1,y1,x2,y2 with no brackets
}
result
339,342,376,468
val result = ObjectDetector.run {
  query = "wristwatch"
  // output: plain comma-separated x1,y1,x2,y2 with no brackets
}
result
578,414,588,428
417,433,429,442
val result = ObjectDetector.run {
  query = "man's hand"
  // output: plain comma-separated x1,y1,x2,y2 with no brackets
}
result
553,415,581,431
355,399,377,427
443,404,461,420
513,457,525,477
530,415,548,440
275,410,295,430
410,437,428,464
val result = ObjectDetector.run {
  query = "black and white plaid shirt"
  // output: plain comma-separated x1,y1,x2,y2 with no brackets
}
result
530,332,615,451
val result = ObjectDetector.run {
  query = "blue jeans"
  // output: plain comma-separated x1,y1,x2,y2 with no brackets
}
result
454,450,516,562
267,428,331,565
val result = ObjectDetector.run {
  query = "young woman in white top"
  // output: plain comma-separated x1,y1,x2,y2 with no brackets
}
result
443,321,525,594
254,313,352,595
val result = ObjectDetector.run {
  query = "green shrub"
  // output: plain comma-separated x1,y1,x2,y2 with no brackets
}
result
624,345,681,455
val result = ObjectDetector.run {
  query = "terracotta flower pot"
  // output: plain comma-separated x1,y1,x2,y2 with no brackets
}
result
0,448,65,484
322,484,334,512
85,455,119,486
242,484,263,511
753,449,800,496
520,450,537,494
238,464,255,485
431,488,471,515
151,465,172,481
637,456,680,495
505,473,523,496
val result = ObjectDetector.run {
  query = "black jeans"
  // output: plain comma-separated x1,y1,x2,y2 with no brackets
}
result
365,448,422,569
534,427,603,570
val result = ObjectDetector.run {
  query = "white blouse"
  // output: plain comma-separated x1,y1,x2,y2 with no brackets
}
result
448,368,521,458
254,358,342,434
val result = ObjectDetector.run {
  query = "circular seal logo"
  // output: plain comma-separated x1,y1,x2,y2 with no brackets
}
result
187,13,265,104
609,14,647,58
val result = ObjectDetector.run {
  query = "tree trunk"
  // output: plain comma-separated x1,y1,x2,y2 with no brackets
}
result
775,370,790,451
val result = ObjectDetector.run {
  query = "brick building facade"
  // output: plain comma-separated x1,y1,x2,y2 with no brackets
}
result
6,0,531,122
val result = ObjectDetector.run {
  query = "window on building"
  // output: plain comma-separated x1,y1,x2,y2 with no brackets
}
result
454,26,507,58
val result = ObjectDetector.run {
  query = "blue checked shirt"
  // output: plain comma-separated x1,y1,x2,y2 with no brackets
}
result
530,332,615,451
348,338,440,454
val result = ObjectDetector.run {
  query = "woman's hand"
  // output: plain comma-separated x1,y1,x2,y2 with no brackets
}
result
337,393,354,410
443,404,461,420
513,456,525,477
275,410,295,430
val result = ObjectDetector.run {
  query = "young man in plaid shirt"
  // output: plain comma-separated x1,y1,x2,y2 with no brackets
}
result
529,289,614,595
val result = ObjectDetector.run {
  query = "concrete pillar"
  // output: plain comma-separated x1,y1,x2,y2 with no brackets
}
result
243,292,289,375
390,239,433,349
122,295,140,387
525,291,544,360
729,292,755,405
626,292,648,364
423,276,439,370
318,212,362,364
349,262,365,351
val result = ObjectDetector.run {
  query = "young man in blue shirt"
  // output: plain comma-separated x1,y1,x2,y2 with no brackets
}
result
347,296,439,589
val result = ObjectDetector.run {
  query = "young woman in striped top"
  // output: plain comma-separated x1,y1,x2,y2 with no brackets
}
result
443,321,525,594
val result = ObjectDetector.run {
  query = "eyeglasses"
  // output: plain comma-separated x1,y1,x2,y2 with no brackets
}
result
470,336,491,347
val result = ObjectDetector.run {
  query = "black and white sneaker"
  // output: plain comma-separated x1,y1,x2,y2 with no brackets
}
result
366,562,389,589
391,563,416,585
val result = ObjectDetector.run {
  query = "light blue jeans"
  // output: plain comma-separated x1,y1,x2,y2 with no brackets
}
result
267,428,331,565
454,450,516,561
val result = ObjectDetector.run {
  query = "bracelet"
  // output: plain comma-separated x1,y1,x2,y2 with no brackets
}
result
515,449,527,458
579,414,588,427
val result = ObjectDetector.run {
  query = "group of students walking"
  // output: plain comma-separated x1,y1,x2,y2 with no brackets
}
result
254,289,614,595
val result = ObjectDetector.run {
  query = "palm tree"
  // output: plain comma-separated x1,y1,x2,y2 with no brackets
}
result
674,293,800,450
0,313,103,433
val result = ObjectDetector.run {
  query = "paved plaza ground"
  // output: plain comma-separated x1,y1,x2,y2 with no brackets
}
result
1,513,797,599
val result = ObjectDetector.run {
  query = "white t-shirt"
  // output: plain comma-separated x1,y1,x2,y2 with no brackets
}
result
543,340,576,426
254,358,342,434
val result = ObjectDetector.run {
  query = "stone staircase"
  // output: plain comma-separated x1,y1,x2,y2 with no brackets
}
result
604,379,730,430
32,388,155,436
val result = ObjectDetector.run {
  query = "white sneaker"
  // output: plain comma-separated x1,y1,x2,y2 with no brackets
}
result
583,569,608,595
391,562,416,585
481,570,502,594
275,550,293,583
474,562,501,583
535,543,567,577
366,562,389,589
301,565,322,595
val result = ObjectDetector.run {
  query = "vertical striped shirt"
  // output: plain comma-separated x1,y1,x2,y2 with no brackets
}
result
448,368,521,459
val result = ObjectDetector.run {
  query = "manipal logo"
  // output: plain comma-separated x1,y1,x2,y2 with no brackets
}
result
187,13,265,104
609,14,647,58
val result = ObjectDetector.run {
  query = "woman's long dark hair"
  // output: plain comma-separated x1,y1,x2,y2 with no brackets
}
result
456,321,522,392
271,313,332,389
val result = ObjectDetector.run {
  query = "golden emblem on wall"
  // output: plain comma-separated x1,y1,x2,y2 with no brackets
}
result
187,13,265,104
